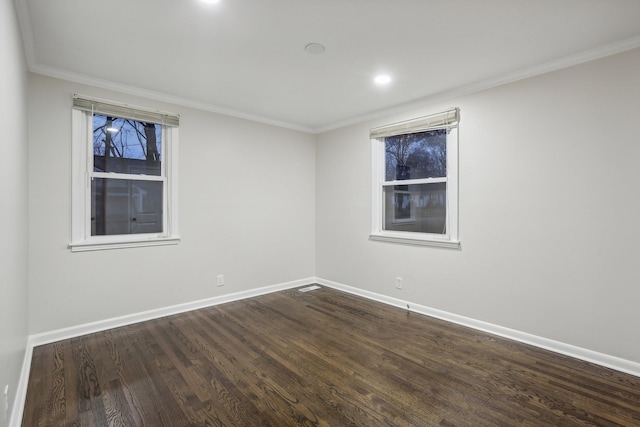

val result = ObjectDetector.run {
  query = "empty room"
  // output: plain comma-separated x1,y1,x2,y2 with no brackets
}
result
2,0,640,425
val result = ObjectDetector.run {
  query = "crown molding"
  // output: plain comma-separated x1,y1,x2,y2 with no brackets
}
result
14,0,36,68
15,0,640,135
313,35,640,134
28,63,316,134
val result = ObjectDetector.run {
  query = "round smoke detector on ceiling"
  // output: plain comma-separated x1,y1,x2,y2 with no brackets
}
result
305,43,326,54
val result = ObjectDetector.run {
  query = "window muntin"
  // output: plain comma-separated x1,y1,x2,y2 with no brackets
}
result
371,108,459,248
71,95,180,251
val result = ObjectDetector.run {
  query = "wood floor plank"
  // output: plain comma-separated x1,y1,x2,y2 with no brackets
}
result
219,296,445,425
22,286,640,426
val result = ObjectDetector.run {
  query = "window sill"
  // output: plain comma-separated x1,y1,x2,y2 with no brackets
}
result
69,236,180,252
369,232,460,249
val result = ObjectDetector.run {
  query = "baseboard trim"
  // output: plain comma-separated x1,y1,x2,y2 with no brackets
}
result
314,277,640,378
13,275,640,426
29,277,314,347
9,336,34,427
11,277,316,427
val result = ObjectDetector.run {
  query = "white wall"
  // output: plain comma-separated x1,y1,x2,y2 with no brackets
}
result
27,74,316,334
317,48,640,364
0,0,29,425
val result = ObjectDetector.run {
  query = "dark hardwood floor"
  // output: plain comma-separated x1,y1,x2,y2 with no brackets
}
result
23,286,640,426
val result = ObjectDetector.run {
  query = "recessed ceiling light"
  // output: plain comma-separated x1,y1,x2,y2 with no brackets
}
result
106,127,119,133
201,0,220,4
305,43,326,55
374,74,392,85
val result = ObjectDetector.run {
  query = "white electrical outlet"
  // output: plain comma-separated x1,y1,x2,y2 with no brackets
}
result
395,277,403,289
217,274,224,287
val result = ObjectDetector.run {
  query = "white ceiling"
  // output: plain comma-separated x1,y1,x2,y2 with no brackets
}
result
17,0,640,133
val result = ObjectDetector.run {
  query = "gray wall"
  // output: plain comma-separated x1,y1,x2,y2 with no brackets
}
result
0,0,29,425
27,75,316,334
316,48,640,364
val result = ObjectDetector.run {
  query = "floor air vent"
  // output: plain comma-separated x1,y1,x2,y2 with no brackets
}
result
298,285,321,292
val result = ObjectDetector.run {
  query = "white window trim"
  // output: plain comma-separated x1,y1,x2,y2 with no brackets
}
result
370,116,460,249
70,106,180,252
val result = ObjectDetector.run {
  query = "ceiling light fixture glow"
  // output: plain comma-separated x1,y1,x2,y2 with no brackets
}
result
106,127,119,133
374,74,392,85
201,0,220,4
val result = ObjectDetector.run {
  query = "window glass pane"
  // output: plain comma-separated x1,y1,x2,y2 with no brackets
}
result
91,178,163,235
93,115,162,176
385,129,447,181
384,182,446,234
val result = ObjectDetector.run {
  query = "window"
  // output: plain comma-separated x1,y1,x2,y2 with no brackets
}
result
70,95,180,251
370,108,459,248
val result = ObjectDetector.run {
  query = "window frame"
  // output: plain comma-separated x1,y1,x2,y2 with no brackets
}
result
370,109,460,249
70,96,180,252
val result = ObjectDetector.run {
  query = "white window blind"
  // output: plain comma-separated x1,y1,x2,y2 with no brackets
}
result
370,108,458,139
73,94,180,127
